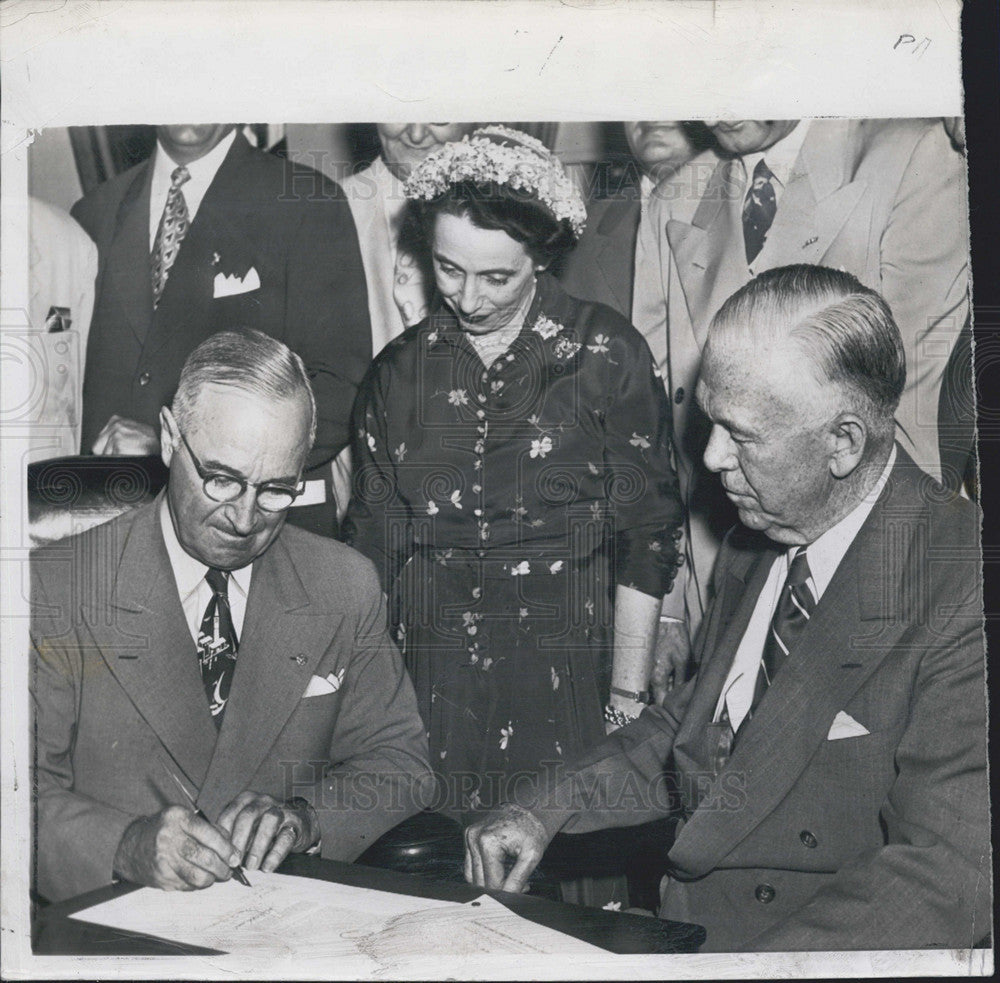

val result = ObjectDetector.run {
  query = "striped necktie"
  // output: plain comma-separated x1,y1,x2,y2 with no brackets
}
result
743,547,815,731
151,164,191,308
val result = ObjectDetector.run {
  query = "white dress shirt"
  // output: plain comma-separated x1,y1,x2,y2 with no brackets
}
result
159,496,252,642
714,446,896,730
148,129,237,250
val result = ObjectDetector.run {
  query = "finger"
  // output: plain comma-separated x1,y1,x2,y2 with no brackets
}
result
244,807,284,871
216,791,255,836
480,836,509,890
463,829,475,884
179,840,232,884
229,802,267,859
465,829,486,887
184,814,242,869
502,842,543,894
260,822,299,873
91,428,112,455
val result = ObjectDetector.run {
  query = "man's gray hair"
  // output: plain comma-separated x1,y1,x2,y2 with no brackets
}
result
708,264,906,441
172,329,317,447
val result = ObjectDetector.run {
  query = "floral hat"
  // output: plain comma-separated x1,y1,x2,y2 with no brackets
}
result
403,124,587,237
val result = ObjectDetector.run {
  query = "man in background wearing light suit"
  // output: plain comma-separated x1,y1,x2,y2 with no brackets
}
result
31,330,431,904
565,119,969,673
464,266,988,952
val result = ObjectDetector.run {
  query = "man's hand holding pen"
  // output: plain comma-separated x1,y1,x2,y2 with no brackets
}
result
112,791,319,892
113,805,245,891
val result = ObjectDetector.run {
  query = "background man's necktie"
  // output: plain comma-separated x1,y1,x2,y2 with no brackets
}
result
151,164,191,308
197,568,239,726
742,158,777,263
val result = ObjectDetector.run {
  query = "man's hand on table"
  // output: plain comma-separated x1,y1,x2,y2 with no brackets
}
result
217,792,319,873
464,803,550,893
113,806,242,891
91,415,160,456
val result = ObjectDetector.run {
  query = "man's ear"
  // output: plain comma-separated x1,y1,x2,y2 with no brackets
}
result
159,407,178,469
828,412,867,479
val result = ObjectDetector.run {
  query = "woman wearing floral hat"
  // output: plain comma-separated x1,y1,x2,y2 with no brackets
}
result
344,127,683,849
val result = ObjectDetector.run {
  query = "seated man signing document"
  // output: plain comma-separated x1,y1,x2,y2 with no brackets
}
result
31,330,432,903
465,265,989,952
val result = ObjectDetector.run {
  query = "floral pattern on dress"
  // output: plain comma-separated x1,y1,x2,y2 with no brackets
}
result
344,274,683,818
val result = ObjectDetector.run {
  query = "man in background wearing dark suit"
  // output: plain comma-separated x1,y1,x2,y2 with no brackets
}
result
31,330,431,904
72,124,372,536
465,266,987,952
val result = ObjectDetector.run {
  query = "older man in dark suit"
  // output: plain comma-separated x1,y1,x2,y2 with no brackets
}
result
31,330,431,904
464,265,988,951
71,124,371,536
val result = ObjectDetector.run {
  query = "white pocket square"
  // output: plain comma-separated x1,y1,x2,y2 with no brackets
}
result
826,710,870,740
213,266,261,298
302,670,344,699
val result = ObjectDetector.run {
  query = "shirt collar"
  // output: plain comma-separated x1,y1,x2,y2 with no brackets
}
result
152,128,237,199
796,444,896,600
741,120,810,189
158,494,253,603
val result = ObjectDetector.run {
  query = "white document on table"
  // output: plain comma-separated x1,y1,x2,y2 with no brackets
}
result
71,872,601,969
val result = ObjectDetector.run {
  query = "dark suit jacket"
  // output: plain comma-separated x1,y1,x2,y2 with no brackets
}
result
520,448,988,951
30,498,432,903
72,133,372,476
557,196,639,322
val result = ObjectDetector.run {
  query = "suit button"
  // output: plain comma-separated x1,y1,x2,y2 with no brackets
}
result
754,883,776,904
138,372,151,386
674,387,684,404
800,830,818,848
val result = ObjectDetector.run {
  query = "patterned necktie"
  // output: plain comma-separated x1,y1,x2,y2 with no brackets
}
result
151,164,191,308
742,158,777,263
197,568,239,727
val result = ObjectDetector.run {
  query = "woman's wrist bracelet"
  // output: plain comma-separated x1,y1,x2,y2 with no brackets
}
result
604,703,638,729
610,685,650,704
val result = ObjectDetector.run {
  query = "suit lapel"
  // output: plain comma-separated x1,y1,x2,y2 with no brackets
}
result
755,121,868,270
666,158,748,345
196,533,341,818
669,458,920,877
105,163,154,345
83,500,218,790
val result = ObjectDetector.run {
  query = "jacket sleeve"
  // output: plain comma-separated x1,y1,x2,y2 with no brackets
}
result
511,679,695,841
302,557,433,861
283,188,373,471
749,569,990,951
878,121,970,479
30,565,138,903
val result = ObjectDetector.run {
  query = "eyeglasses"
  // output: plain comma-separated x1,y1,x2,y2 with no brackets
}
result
177,429,304,513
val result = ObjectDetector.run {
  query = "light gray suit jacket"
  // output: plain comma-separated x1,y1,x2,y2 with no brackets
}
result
30,498,432,902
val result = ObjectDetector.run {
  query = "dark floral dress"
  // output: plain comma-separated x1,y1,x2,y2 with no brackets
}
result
344,274,682,820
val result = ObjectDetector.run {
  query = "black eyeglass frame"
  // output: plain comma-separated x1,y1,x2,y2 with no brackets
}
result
177,429,304,513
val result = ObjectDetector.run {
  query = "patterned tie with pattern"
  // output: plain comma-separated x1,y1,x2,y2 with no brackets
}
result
197,568,239,726
742,158,777,264
151,164,191,308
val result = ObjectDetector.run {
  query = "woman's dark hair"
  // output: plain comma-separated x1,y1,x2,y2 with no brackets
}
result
411,180,578,267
